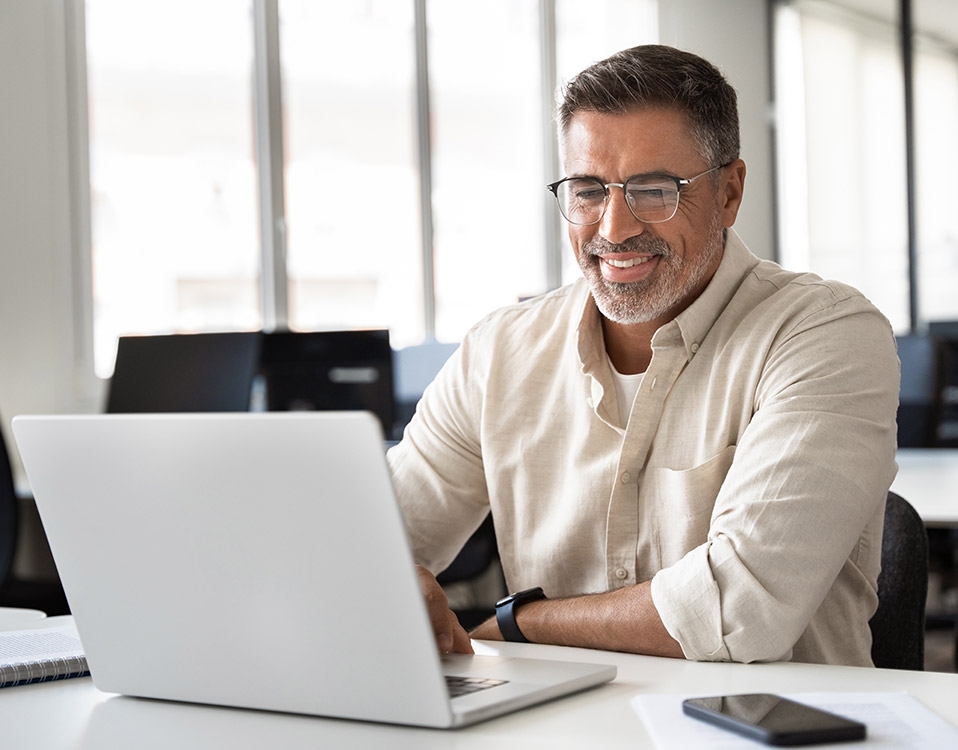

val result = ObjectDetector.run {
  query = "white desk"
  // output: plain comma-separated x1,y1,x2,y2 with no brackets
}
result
894,448,958,526
1,637,956,749
0,606,46,630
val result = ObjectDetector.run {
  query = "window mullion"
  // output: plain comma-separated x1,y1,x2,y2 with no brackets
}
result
413,0,436,340
539,0,562,291
899,0,918,331
253,0,288,331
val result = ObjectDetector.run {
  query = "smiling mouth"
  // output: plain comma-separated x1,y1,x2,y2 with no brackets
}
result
603,255,654,269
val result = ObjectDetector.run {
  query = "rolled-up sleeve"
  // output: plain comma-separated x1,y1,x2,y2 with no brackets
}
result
651,297,899,664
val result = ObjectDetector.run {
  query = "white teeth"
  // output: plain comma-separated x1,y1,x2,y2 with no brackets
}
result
605,256,651,268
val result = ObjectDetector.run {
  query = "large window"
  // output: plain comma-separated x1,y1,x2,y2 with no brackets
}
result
913,0,958,323
279,2,421,344
774,0,909,331
82,0,658,375
427,1,545,342
774,0,958,332
85,0,261,375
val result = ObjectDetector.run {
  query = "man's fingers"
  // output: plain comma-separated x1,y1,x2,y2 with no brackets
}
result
415,565,474,654
449,612,475,654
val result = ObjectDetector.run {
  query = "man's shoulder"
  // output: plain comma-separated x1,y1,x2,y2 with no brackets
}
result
723,232,871,310
750,258,864,301
706,233,893,348
745,258,887,329
467,279,590,338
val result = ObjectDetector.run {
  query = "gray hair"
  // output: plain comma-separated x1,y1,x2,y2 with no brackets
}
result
557,45,740,167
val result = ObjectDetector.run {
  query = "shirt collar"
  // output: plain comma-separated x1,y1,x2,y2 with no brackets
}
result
669,228,760,359
575,228,761,367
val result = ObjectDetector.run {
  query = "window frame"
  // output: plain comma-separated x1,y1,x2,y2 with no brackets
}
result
69,0,570,384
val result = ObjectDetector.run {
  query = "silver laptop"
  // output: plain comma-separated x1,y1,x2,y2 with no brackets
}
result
13,412,614,728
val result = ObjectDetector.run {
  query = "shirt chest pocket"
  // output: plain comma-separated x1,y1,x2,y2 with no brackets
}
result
640,445,736,570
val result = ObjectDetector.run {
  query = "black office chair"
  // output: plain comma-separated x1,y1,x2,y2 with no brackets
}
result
437,515,504,630
107,332,262,413
0,417,19,596
869,491,929,670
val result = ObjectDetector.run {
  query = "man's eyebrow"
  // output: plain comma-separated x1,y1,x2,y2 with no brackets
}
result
625,170,681,179
564,170,680,182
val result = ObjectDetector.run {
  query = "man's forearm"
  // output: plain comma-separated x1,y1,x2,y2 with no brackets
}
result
470,581,685,658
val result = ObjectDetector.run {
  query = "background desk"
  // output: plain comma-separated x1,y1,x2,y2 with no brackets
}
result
893,448,958,527
2,636,956,749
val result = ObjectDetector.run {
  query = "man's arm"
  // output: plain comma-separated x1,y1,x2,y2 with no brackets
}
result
416,563,683,657
470,582,684,657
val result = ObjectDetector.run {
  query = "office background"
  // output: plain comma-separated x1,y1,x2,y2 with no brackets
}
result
3,0,958,669
0,0,777,438
2,3,957,547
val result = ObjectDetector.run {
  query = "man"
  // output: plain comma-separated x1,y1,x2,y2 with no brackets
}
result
388,45,899,666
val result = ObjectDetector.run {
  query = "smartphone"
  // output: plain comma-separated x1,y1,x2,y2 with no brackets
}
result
682,693,866,746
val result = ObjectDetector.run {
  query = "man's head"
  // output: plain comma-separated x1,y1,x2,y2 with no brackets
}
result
557,44,740,169
552,45,746,330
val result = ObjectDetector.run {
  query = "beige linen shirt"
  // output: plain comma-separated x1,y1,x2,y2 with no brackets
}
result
388,229,899,666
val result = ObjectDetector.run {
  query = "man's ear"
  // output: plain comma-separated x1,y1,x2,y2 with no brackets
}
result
720,159,747,228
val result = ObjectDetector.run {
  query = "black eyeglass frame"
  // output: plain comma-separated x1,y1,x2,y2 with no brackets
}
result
546,163,729,226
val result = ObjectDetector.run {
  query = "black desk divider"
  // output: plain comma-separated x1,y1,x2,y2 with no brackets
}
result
256,329,395,437
107,329,396,436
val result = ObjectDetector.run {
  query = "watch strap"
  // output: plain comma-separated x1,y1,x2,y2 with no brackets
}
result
496,586,546,643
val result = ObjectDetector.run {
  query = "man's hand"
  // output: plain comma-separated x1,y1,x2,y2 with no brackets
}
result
468,614,502,641
415,565,474,655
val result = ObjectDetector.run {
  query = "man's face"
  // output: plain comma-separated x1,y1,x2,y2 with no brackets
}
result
562,107,744,328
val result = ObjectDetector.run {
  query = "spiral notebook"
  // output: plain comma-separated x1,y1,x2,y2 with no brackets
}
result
13,412,614,728
0,620,88,688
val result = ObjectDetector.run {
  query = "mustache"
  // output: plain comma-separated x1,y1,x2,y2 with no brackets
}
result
581,234,671,258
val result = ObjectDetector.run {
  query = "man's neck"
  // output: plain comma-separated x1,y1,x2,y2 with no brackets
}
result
601,316,660,375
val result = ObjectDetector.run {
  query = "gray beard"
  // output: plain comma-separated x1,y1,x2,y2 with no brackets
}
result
579,219,725,325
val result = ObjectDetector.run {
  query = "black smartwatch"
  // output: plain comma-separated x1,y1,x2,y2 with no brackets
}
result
495,586,547,643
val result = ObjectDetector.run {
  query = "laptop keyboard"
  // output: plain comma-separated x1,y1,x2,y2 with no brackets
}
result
445,675,508,698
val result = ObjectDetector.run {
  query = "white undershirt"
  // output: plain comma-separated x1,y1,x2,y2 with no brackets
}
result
608,358,645,428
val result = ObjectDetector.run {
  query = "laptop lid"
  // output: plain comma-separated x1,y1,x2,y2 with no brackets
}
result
13,412,614,728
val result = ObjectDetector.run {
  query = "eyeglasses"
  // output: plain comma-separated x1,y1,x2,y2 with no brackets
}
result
546,164,726,226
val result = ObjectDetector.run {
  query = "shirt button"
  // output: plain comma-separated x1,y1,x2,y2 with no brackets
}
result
615,568,628,580
690,342,700,353
620,472,631,484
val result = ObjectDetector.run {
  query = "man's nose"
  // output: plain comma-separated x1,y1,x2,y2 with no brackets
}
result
598,185,645,245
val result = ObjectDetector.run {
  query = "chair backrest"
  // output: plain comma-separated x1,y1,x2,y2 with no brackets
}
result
435,514,502,631
869,491,928,670
436,515,498,585
0,418,19,594
107,332,262,413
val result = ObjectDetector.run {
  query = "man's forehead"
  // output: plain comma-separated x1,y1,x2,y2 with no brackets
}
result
561,107,697,173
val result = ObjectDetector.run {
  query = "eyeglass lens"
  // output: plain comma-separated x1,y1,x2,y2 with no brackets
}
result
554,176,680,225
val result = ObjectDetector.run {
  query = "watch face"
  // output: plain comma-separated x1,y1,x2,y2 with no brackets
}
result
498,587,544,608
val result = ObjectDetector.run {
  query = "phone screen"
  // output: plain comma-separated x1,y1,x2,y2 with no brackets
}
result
682,693,866,746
